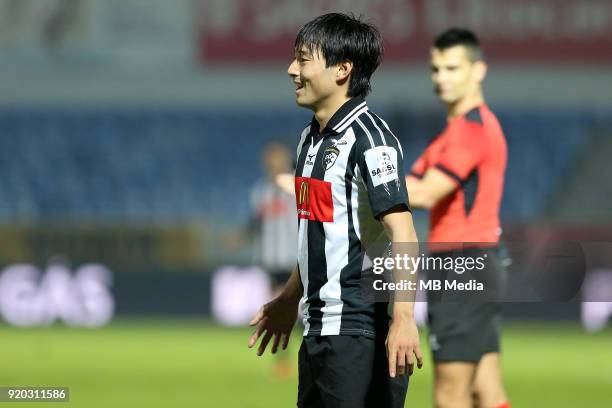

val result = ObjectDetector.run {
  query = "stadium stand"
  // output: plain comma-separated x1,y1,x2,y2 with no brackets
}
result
0,109,600,224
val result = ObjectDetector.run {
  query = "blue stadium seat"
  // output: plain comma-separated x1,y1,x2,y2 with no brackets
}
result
0,108,600,224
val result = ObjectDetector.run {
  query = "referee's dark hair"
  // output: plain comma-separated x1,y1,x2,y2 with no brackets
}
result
433,28,484,62
295,13,384,99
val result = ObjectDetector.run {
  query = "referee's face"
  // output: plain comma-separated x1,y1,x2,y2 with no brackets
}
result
288,46,338,110
430,46,481,105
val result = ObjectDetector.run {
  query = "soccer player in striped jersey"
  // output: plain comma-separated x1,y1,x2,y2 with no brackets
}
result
405,29,510,408
248,13,422,408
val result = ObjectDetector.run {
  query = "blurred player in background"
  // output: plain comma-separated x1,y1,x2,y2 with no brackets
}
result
248,13,422,408
249,141,298,377
251,142,297,294
405,29,509,408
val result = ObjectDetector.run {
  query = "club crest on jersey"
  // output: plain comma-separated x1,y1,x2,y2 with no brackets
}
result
322,146,340,170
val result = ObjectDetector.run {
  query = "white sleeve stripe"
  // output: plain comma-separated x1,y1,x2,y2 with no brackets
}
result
371,112,403,158
355,118,375,149
365,111,387,146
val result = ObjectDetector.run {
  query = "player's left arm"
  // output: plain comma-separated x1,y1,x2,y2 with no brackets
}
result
380,207,424,378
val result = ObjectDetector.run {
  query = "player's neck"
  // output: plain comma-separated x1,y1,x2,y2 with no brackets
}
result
447,91,484,120
314,93,351,133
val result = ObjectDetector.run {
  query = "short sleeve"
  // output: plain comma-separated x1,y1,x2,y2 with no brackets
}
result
356,138,410,219
434,122,486,183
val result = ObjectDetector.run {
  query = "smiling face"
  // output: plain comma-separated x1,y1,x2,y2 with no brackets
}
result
287,46,340,111
430,45,485,106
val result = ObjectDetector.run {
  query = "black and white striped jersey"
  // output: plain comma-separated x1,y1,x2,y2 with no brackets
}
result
250,178,298,273
294,97,410,338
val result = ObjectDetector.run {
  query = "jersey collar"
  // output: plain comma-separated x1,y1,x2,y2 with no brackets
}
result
309,97,368,136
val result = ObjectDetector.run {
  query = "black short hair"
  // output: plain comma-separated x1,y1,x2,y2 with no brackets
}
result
433,28,483,62
294,13,384,98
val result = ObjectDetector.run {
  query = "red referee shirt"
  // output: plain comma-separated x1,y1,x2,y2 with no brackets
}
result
411,104,507,246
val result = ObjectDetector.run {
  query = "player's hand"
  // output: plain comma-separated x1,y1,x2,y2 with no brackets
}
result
386,315,423,378
248,295,298,356
275,173,295,195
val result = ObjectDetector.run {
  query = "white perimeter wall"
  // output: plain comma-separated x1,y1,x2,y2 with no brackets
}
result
0,64,611,110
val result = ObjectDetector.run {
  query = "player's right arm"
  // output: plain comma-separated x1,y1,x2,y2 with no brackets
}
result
248,264,301,356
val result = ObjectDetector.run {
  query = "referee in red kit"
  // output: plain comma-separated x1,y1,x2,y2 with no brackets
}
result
406,29,510,408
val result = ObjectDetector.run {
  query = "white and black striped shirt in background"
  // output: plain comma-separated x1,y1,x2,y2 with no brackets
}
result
294,97,410,338
251,179,298,273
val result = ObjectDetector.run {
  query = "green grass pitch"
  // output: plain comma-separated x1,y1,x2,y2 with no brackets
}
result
0,319,610,407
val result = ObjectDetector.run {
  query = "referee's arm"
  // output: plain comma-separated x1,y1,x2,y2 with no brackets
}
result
406,169,456,209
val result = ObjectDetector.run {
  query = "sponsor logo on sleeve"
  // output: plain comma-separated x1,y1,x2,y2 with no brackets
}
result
364,146,399,187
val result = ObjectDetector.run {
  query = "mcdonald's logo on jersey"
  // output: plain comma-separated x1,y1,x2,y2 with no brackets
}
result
294,176,334,222
298,181,309,206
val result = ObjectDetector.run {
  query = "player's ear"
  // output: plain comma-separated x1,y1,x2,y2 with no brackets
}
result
336,60,353,83
473,60,487,84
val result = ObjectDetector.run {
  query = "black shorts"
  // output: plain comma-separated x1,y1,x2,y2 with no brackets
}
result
426,247,507,363
298,335,408,408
